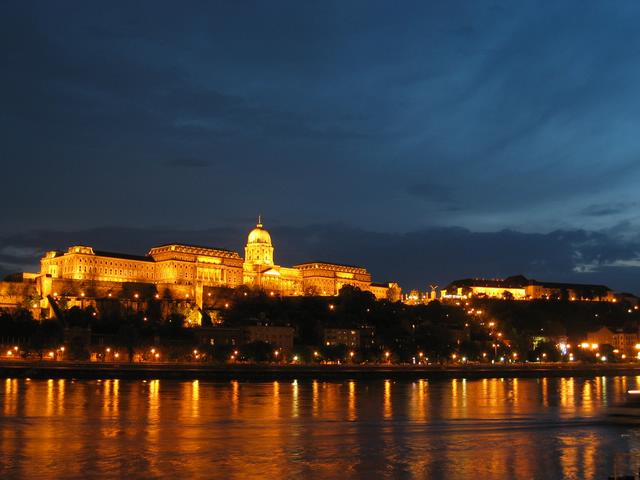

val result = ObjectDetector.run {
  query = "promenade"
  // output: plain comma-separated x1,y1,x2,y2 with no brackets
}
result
2,360,640,381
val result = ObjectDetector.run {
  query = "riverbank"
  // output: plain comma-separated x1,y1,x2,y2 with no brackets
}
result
2,360,640,380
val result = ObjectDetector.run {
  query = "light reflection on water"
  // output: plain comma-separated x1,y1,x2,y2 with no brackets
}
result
1,376,640,479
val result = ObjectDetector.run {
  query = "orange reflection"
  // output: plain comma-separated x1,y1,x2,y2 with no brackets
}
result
292,380,299,418
409,379,428,422
272,381,280,418
191,380,200,419
231,380,239,418
384,380,392,419
312,380,319,418
4,378,18,415
348,380,356,421
0,376,635,479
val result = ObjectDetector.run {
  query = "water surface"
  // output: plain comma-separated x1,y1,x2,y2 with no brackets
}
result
1,376,640,479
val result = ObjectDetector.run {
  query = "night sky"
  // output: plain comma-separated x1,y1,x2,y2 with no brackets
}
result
2,1,640,293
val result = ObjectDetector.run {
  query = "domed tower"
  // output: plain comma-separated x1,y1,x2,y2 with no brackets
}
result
245,216,274,265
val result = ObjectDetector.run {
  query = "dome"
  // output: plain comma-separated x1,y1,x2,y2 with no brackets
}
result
247,220,272,245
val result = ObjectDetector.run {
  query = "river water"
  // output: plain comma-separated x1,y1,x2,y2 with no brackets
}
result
1,376,640,479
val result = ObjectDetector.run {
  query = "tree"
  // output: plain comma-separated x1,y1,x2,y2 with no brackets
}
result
116,323,139,362
31,320,63,359
242,341,274,362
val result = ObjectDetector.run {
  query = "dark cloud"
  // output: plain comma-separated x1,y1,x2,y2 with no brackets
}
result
581,202,638,217
2,224,640,295
163,158,212,169
2,1,640,291
406,183,455,203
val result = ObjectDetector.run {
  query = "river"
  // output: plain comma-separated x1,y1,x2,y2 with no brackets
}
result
1,376,640,479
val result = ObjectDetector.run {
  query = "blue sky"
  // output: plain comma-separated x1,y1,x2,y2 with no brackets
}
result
2,1,640,292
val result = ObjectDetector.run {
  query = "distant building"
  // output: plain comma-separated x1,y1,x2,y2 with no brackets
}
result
370,282,402,302
243,325,294,353
4,218,400,320
403,289,430,305
323,328,360,348
196,327,243,348
443,275,615,302
586,326,638,355
358,325,376,350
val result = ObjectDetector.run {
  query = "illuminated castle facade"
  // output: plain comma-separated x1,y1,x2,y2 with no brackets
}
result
35,219,400,314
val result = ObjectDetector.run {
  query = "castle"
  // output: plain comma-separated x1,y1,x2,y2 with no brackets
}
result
24,218,399,318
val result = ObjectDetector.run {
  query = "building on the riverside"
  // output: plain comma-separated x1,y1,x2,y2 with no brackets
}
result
442,275,616,302
585,326,639,356
195,325,294,353
243,325,294,353
323,328,360,348
0,218,400,320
